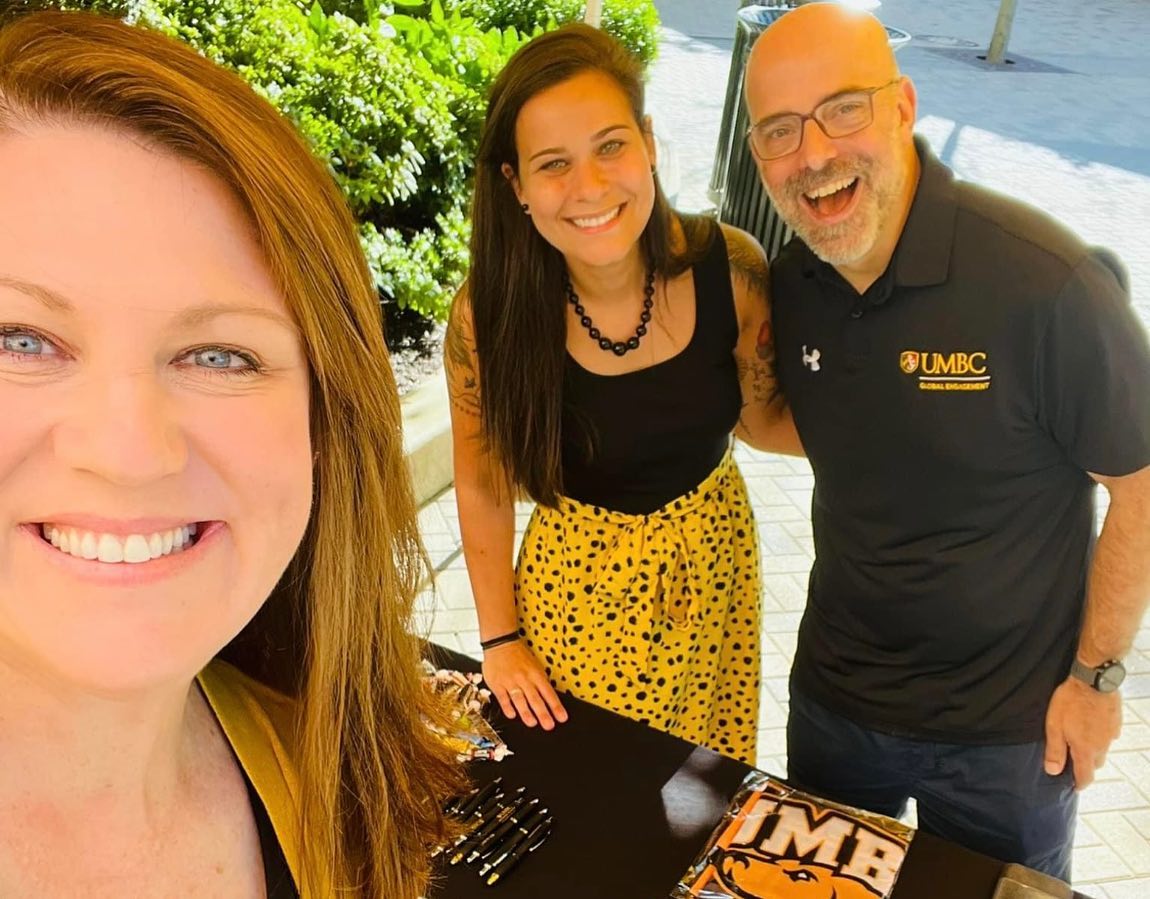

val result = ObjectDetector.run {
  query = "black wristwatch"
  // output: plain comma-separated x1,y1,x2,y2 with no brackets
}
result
1069,658,1126,693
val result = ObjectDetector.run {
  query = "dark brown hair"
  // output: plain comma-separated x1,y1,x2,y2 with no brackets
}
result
467,22,713,506
0,11,463,896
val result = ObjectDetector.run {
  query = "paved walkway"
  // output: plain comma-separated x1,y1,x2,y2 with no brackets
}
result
420,2,1150,896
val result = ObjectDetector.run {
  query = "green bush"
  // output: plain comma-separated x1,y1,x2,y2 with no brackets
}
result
39,0,660,322
316,0,660,70
444,0,660,68
48,0,511,319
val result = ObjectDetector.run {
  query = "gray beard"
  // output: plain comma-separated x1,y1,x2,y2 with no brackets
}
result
766,155,900,267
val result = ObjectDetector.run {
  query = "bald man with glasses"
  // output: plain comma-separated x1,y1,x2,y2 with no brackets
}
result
743,2,1150,882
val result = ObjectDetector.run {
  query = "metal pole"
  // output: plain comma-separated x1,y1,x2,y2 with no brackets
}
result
986,0,1018,65
584,0,603,28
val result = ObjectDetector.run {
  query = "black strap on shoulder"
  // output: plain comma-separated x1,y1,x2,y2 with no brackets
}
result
241,769,300,899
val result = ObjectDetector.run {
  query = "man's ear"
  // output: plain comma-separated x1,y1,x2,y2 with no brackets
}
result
895,76,918,133
500,162,523,202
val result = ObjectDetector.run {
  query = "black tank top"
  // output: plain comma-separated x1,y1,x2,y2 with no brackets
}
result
241,760,298,898
561,223,741,514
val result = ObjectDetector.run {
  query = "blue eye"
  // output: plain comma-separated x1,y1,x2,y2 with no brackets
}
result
196,348,241,368
599,139,624,154
1,328,58,357
182,345,261,375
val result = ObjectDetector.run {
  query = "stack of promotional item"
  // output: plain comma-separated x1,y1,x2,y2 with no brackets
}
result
422,662,511,762
438,778,554,887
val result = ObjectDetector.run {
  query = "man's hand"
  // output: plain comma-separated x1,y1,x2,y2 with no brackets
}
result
1043,677,1122,789
482,640,568,731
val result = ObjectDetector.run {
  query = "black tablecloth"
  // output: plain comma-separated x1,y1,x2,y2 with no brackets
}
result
427,645,1090,899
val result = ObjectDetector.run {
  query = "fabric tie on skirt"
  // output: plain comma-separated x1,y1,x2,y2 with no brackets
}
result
553,453,736,673
514,446,762,763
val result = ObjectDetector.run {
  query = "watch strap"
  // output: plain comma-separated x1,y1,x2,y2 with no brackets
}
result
1070,657,1099,688
1070,657,1125,692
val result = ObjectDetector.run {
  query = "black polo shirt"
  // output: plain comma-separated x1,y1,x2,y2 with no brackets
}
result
771,136,1150,743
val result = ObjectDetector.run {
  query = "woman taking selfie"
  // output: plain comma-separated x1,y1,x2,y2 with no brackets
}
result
0,11,460,897
447,24,800,765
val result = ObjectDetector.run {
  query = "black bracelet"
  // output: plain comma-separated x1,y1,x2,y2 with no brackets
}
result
480,631,520,652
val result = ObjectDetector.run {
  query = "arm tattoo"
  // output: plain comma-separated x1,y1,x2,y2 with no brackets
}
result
755,319,774,364
726,229,771,303
445,299,481,418
727,230,779,402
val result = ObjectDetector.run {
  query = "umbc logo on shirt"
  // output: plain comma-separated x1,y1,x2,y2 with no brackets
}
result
900,350,991,391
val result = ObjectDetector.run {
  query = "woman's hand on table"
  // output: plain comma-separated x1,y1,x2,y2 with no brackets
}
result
482,640,569,730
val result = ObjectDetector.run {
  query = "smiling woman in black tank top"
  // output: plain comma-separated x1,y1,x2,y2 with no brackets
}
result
446,23,802,763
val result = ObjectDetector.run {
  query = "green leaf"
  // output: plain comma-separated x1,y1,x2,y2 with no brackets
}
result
387,13,422,33
307,1,328,38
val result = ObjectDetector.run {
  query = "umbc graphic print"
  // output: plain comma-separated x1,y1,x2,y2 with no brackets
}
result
675,774,915,899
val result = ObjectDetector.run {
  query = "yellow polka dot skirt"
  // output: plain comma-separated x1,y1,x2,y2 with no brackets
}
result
515,449,762,763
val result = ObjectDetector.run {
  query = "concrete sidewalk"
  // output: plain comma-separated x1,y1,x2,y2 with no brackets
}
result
420,2,1150,895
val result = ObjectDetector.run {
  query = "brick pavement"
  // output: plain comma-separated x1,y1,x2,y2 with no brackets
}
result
420,2,1150,895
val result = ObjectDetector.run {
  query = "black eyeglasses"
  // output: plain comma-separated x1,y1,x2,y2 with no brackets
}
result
746,78,902,161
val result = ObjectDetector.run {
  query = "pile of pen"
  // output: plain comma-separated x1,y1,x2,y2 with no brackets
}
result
436,777,554,887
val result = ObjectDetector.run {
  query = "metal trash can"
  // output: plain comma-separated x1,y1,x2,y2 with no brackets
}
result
708,4,797,260
708,3,911,261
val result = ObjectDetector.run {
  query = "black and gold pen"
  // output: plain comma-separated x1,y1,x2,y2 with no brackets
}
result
468,796,539,863
448,795,522,866
485,816,553,886
477,806,548,877
455,777,503,820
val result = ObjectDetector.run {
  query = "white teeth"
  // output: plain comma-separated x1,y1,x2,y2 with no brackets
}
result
96,534,123,563
572,206,621,228
122,535,151,564
806,177,857,199
41,524,200,564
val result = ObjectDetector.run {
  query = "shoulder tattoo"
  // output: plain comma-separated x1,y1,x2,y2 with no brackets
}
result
725,228,771,303
444,299,481,417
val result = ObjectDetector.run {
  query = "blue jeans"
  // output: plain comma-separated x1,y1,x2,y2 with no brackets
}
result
786,687,1077,882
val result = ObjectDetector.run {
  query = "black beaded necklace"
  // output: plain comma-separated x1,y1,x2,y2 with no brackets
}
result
565,268,656,357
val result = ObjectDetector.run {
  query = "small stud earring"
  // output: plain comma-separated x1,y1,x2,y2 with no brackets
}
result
521,203,530,214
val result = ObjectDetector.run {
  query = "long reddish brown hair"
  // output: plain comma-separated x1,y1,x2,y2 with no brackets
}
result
0,10,463,896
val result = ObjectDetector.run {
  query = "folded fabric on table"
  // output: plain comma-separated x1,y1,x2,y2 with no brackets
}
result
674,771,915,899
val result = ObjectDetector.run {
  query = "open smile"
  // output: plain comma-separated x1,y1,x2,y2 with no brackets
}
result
801,176,861,223
568,203,624,231
21,516,224,589
40,522,203,563
18,517,226,586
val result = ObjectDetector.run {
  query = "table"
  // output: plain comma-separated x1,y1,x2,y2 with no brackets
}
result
428,646,1091,899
